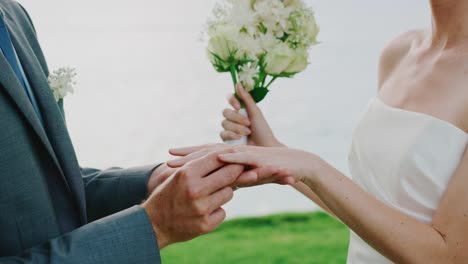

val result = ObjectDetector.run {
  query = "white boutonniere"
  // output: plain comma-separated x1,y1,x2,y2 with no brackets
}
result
48,67,77,102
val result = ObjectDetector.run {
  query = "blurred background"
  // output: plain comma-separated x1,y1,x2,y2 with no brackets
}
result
18,0,429,219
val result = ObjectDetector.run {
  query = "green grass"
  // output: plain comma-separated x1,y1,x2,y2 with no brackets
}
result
161,212,350,264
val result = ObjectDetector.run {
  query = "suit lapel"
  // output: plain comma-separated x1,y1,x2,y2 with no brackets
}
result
3,18,87,224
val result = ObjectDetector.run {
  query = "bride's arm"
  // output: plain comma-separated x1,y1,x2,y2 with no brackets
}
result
218,146,468,263
291,182,337,219
220,85,336,217
305,153,468,263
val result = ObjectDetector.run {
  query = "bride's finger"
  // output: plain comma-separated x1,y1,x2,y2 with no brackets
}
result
169,148,238,168
276,177,296,185
236,84,261,117
220,131,242,141
169,144,223,156
218,152,258,166
231,170,258,187
222,120,251,136
223,108,250,126
167,151,205,168
230,165,281,188
227,94,241,111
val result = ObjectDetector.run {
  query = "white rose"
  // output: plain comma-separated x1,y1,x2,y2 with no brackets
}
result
303,16,320,44
207,35,237,62
264,43,295,75
284,48,309,74
287,8,320,47
207,24,240,66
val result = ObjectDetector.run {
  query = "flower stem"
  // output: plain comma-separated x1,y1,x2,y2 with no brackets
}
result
229,62,238,91
230,62,245,108
265,76,277,89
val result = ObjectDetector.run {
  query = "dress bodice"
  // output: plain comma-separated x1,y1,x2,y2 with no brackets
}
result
347,98,468,263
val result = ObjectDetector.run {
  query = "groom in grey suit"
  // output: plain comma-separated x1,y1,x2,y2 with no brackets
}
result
0,0,242,263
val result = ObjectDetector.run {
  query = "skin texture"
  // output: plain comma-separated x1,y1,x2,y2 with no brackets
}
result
142,153,242,249
221,84,337,217
169,0,468,262
147,163,177,193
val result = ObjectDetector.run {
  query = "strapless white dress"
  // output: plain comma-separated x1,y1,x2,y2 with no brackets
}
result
346,98,468,263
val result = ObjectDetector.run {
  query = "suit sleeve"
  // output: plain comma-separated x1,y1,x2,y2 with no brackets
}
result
0,206,161,264
82,164,162,222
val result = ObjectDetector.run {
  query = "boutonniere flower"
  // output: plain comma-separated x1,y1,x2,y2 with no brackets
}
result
48,67,77,102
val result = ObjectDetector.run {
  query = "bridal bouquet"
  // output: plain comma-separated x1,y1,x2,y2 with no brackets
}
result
205,0,319,103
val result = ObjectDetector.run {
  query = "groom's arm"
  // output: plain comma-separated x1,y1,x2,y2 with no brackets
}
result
82,164,162,222
0,206,161,264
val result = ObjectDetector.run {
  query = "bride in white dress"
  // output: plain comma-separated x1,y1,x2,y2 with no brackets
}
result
169,1,468,263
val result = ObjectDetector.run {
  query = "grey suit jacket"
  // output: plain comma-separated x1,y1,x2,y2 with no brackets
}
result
0,1,162,263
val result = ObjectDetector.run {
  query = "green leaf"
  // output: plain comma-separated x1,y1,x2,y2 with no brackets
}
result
270,72,298,78
249,88,269,103
210,52,230,72
258,23,268,34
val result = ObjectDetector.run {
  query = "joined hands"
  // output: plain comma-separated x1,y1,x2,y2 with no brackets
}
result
141,83,323,251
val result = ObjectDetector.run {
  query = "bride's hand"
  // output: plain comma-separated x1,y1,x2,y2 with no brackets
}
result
217,146,322,187
221,84,283,147
168,145,321,188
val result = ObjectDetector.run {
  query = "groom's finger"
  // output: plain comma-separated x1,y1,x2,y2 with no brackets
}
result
204,186,234,215
181,152,227,179
205,208,226,233
202,164,243,195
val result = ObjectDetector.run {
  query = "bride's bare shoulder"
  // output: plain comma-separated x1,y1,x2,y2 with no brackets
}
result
378,30,425,88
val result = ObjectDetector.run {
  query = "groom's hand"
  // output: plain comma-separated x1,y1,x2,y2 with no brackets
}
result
142,152,242,249
147,163,176,193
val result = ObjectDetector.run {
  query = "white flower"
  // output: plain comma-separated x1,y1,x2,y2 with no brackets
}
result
253,0,292,37
283,0,303,8
206,24,240,71
264,42,295,75
225,0,259,36
236,33,263,60
258,32,280,53
48,67,77,102
207,33,237,61
204,0,319,103
284,48,309,74
238,63,258,91
287,7,320,48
